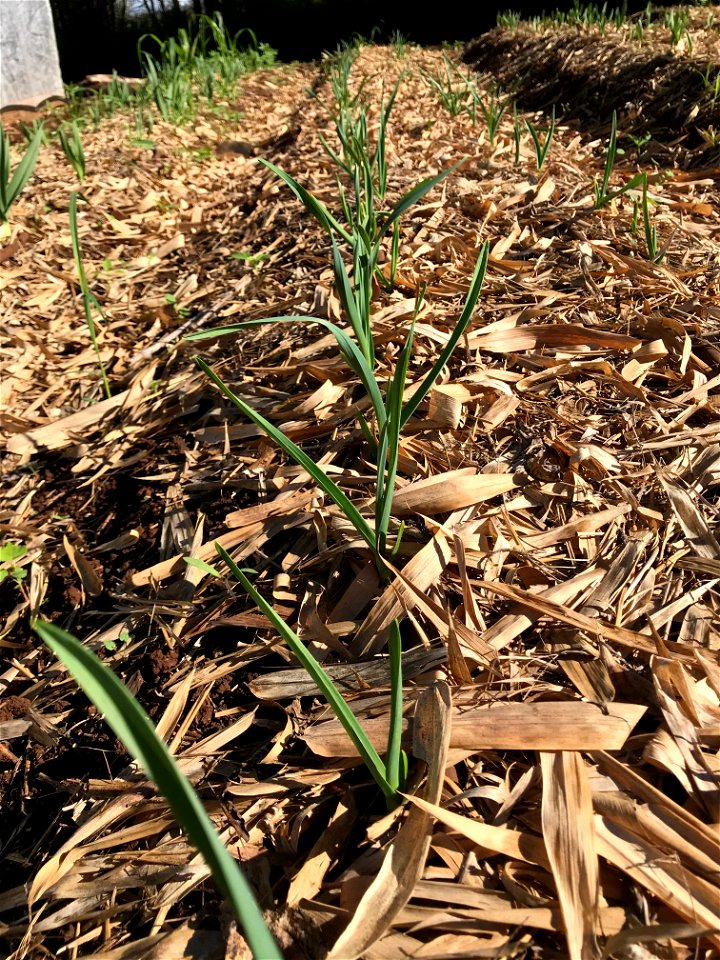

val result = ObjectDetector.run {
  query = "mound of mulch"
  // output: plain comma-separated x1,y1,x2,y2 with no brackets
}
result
463,10,720,164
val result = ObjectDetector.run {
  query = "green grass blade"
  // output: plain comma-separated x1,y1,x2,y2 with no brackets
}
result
385,619,404,797
217,545,394,800
33,620,282,960
337,175,355,229
603,171,647,206
318,132,351,176
331,235,373,364
641,173,664,262
375,77,402,197
69,193,112,399
401,243,488,427
259,158,352,244
541,105,556,166
376,317,414,554
186,316,385,429
194,357,377,551
601,110,618,200
375,159,463,246
0,122,43,220
7,122,43,210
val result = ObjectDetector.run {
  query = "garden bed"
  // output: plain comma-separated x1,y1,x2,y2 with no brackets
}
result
0,12,719,959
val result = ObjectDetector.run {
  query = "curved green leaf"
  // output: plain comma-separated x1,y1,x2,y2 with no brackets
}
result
33,620,281,960
401,242,489,427
194,356,377,551
374,158,465,248
258,158,352,244
186,315,385,428
217,546,394,800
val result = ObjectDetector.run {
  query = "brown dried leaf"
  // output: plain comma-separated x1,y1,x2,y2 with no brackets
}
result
540,752,601,960
303,701,645,757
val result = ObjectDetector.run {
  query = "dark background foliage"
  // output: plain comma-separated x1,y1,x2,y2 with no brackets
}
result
50,0,677,80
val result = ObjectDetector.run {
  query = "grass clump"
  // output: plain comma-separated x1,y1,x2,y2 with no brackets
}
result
137,14,276,123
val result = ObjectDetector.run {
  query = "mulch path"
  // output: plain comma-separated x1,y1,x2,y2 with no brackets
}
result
1,14,719,959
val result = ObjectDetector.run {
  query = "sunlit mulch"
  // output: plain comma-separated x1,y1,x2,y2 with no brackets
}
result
1,23,719,960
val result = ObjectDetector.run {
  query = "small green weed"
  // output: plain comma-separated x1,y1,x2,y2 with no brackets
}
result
19,119,49,148
390,30,410,57
470,84,510,146
0,543,28,587
231,250,270,271
625,130,652,155
699,125,719,147
164,293,190,319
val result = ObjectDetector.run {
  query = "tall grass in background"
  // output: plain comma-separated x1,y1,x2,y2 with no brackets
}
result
137,14,276,122
513,0,629,30
52,14,276,132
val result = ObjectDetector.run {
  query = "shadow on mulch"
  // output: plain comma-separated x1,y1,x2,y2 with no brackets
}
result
463,26,720,166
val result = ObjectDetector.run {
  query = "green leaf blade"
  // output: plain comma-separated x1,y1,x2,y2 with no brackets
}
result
194,357,377,552
217,547,394,801
33,620,281,960
401,242,489,428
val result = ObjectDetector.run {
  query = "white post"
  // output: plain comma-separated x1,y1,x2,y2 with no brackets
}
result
0,0,64,109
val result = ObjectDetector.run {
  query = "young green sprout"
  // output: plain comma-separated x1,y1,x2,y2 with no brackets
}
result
594,110,646,208
69,193,112,399
0,122,43,223
525,105,556,170
58,120,86,181
641,174,665,263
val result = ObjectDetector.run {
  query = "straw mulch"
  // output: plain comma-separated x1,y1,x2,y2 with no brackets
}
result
0,14,719,960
